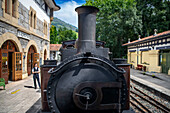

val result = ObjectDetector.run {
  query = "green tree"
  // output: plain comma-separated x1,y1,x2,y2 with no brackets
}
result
50,25,58,44
136,0,170,37
84,0,142,58
50,26,78,44
57,27,78,44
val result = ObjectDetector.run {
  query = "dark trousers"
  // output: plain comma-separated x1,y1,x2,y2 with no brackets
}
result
33,74,41,89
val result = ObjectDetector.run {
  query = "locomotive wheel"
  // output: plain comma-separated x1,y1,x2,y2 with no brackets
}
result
47,53,128,113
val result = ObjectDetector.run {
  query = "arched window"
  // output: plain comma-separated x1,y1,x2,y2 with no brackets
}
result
43,21,48,35
34,14,36,29
5,0,10,14
43,23,45,33
44,23,46,35
30,11,33,27
46,24,47,35
12,0,16,17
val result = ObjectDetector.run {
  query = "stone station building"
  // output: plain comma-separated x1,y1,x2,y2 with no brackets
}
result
123,30,170,75
0,0,60,83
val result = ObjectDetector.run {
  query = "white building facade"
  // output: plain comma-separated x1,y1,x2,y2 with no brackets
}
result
50,44,61,61
0,0,60,83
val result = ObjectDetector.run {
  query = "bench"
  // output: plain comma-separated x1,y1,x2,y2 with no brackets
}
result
0,78,5,89
136,64,143,71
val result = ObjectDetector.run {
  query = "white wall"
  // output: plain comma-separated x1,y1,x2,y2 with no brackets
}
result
19,0,50,23
50,51,61,61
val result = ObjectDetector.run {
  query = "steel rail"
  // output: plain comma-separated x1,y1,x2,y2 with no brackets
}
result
133,87,170,113
130,94,152,113
130,101,146,113
131,90,169,113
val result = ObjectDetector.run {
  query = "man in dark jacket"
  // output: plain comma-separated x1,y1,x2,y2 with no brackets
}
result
32,63,41,89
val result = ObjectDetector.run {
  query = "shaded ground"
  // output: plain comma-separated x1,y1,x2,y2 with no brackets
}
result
0,75,41,113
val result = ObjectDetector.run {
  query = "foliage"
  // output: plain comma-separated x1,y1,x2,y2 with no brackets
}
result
50,25,78,44
136,0,170,37
152,74,155,78
50,25,58,44
57,27,78,44
84,0,142,58
51,17,78,31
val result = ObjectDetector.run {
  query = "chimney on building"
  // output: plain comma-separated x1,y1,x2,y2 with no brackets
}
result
154,29,157,36
138,35,141,40
128,38,130,43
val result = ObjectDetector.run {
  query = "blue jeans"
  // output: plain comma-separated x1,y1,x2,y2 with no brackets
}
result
33,74,41,89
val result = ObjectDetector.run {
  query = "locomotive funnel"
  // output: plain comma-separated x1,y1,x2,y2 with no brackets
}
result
75,6,99,53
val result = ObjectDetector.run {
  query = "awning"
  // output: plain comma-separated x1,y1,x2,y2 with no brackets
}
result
140,48,151,51
156,46,170,50
129,50,136,52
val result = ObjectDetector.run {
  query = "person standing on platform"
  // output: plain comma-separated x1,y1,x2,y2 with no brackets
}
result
32,63,41,89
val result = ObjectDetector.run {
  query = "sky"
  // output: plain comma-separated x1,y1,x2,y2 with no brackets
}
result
54,0,86,27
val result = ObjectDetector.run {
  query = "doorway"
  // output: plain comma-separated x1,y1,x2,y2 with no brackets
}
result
8,52,13,81
159,50,170,74
0,40,18,83
44,49,47,60
27,45,36,75
31,53,33,73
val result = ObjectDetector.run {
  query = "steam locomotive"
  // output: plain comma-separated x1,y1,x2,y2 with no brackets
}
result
42,6,130,113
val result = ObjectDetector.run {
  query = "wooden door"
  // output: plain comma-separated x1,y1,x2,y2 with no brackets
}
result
1,50,8,84
0,49,1,79
12,52,22,81
27,53,32,75
33,53,39,67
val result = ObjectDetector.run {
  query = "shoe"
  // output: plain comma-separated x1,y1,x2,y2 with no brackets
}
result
34,87,37,89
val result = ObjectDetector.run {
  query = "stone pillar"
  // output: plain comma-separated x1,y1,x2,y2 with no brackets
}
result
148,50,161,72
138,51,142,64
134,51,138,68
127,50,130,63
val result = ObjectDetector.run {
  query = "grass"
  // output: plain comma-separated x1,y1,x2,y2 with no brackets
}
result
152,74,155,78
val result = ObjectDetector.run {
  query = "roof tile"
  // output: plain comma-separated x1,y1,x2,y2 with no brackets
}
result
122,30,170,46
50,44,62,51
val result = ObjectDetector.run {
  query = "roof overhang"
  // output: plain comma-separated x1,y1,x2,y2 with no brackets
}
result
44,0,60,11
122,30,170,47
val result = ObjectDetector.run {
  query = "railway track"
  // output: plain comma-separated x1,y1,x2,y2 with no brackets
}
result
130,81,170,113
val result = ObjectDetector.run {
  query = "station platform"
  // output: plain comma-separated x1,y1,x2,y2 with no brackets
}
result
130,68,170,100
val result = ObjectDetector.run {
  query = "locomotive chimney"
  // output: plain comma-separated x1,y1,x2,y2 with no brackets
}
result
75,6,99,53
